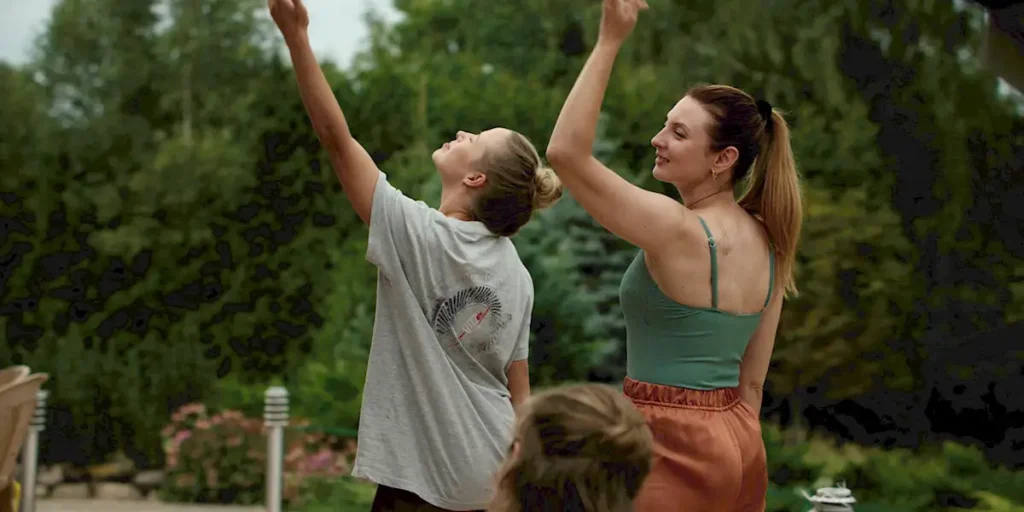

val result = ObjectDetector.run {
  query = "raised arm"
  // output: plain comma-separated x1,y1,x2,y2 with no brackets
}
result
545,0,694,251
270,0,379,224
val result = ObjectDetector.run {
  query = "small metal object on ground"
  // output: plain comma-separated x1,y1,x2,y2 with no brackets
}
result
802,483,857,512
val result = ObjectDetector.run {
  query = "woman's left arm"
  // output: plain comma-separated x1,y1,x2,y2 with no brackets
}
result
738,288,784,415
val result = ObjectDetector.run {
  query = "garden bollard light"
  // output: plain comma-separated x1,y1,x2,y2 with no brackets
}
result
20,389,47,512
264,387,289,512
803,483,856,512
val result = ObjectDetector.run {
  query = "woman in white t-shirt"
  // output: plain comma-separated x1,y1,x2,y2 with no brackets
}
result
269,1,563,511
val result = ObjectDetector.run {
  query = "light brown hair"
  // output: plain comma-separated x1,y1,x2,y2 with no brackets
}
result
687,84,803,296
488,384,653,512
472,132,563,237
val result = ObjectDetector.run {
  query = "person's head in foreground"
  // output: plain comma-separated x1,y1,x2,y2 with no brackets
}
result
489,384,653,512
652,83,802,294
432,128,564,236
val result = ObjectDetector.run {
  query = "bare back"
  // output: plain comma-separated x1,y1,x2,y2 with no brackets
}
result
646,204,774,314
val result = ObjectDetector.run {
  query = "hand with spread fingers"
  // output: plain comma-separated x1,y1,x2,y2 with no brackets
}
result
599,0,649,47
268,0,309,41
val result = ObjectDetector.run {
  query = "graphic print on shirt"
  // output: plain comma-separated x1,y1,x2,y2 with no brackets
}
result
432,285,509,356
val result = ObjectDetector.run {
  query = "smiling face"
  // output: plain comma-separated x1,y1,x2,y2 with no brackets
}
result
431,128,514,188
649,96,738,188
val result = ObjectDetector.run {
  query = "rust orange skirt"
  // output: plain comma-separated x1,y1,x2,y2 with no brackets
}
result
623,377,767,512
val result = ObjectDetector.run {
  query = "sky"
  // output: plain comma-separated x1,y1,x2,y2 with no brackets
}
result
0,0,402,68
2,1,1018,104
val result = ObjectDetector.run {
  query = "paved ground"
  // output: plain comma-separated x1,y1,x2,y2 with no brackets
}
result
36,499,261,512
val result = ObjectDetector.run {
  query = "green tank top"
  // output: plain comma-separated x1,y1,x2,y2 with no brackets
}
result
619,217,774,390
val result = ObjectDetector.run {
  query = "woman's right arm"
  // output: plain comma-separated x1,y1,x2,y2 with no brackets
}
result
274,0,379,225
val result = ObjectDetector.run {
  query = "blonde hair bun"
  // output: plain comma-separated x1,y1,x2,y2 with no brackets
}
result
533,166,564,210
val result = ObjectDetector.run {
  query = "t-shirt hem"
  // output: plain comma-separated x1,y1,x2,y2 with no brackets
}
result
351,464,491,511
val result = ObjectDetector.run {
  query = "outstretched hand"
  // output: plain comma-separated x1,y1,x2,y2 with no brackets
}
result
599,0,648,46
269,0,309,40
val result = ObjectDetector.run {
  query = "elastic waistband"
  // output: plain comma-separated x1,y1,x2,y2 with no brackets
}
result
623,377,741,411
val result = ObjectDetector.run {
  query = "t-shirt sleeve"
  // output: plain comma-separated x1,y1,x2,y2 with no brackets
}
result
511,291,533,362
366,171,440,278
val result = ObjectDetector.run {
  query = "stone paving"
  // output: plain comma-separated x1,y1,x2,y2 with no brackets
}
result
36,499,261,512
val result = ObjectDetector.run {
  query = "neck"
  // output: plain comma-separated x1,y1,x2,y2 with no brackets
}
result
678,180,733,210
439,188,475,221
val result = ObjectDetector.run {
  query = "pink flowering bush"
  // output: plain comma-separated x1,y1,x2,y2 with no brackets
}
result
159,402,356,506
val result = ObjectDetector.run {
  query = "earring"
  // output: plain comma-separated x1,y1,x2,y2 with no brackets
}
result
712,170,718,181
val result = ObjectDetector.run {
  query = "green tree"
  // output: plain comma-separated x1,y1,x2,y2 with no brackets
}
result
2,0,361,462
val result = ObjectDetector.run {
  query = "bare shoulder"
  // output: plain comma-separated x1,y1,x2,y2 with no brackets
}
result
647,203,733,263
650,201,718,256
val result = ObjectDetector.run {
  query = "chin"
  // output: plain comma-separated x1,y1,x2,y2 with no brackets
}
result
652,164,672,182
432,149,448,169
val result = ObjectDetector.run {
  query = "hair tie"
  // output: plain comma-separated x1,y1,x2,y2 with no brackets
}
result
756,99,773,130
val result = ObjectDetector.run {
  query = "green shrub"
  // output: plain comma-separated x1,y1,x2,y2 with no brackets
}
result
159,402,356,506
288,355,366,433
206,355,366,437
159,404,266,504
288,476,377,512
204,239,375,432
761,424,1024,511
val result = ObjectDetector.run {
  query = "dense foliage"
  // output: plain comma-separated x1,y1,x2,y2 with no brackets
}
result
2,0,1022,506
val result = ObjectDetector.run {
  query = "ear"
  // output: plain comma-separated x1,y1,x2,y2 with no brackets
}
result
463,171,487,189
712,146,739,174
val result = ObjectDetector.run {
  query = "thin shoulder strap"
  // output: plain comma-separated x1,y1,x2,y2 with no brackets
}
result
696,217,719,309
764,244,776,309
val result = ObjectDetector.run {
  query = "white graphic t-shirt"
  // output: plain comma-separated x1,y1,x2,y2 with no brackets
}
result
350,171,533,510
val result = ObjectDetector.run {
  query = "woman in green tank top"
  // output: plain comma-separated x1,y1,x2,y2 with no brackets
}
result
545,1,804,510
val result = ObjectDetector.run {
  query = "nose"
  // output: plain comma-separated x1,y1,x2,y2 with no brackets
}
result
651,132,666,149
456,130,470,141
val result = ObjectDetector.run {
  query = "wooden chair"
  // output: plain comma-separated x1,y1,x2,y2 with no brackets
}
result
0,368,28,390
0,374,48,512
0,367,31,512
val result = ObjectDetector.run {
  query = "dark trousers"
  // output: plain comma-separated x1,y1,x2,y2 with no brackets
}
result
0,484,14,512
370,484,484,512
